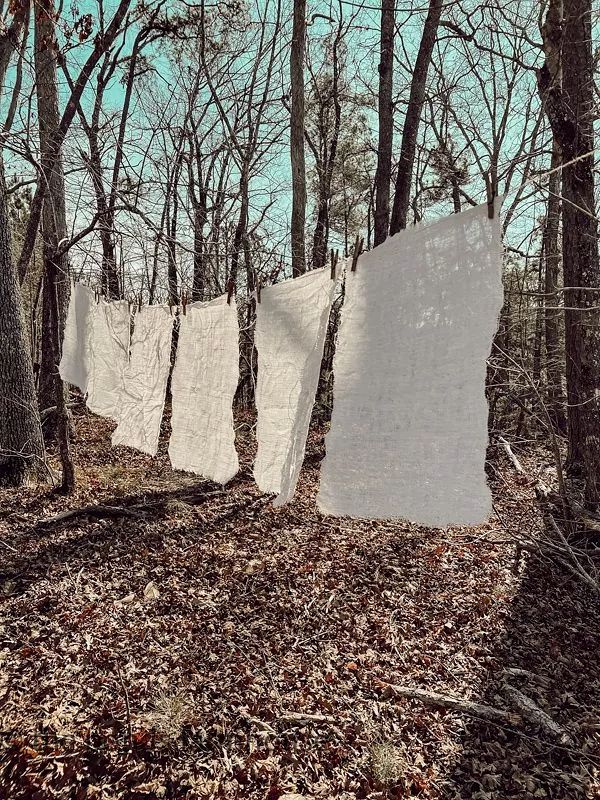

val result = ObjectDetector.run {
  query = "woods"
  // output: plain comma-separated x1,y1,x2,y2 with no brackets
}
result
0,0,599,796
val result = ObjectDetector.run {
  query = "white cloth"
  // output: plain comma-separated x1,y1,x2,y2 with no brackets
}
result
169,295,239,484
112,306,173,456
86,300,130,420
59,282,94,392
254,267,337,506
317,202,503,526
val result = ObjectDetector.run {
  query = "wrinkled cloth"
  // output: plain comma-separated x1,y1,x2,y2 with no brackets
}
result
86,300,130,420
317,202,503,526
59,282,94,392
112,306,173,456
169,295,239,484
254,267,338,506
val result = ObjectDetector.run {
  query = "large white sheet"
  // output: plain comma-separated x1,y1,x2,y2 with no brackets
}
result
59,282,94,393
317,202,503,526
254,267,338,505
169,295,239,484
111,305,173,456
86,300,130,420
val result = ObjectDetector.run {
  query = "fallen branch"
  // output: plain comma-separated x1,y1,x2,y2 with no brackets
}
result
502,684,573,746
498,436,523,473
375,681,519,725
39,504,148,526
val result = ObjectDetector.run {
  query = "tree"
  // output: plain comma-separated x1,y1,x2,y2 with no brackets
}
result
290,0,307,276
373,0,394,246
0,0,46,486
389,0,443,234
539,0,600,507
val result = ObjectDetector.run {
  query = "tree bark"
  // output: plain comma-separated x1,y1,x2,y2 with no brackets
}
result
0,160,46,485
539,0,600,506
373,0,394,246
290,0,306,276
389,0,442,234
0,0,46,486
543,142,567,435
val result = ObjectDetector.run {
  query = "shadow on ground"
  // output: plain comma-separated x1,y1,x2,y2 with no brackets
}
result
441,554,600,799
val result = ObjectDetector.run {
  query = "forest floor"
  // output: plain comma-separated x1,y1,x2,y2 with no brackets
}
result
0,408,599,800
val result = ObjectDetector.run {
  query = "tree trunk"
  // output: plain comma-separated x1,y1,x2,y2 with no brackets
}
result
34,0,75,490
192,197,208,301
543,142,567,435
290,0,306,276
539,0,600,506
0,158,46,485
389,0,443,234
312,186,329,270
374,0,394,246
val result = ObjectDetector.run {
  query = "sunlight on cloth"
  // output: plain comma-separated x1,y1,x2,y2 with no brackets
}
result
254,266,338,506
169,295,239,484
317,201,504,526
111,306,173,456
86,300,130,421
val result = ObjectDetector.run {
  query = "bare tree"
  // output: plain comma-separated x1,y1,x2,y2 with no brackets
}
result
0,0,46,486
373,0,394,246
290,0,307,276
539,0,600,507
389,0,443,234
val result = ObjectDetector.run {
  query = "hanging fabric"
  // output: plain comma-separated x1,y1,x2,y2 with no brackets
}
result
317,201,503,526
253,266,338,506
169,295,239,484
112,305,173,456
59,282,94,393
86,300,130,420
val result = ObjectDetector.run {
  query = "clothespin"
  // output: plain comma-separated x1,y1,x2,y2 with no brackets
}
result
168,296,173,315
330,249,339,280
226,278,235,305
256,277,262,304
138,293,142,312
351,235,364,273
181,292,188,316
485,172,497,220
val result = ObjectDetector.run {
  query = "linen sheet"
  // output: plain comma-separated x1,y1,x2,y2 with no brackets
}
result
58,282,94,393
86,300,130,420
254,267,338,506
317,201,503,526
169,295,239,484
111,305,173,456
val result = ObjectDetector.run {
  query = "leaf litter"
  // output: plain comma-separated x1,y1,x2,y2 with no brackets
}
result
0,410,598,798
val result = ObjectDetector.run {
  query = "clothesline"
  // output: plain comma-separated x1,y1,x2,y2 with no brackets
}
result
59,199,503,527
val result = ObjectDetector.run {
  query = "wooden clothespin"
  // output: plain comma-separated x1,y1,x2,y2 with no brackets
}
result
181,292,188,316
226,277,235,305
485,172,497,220
330,249,339,280
256,276,262,304
138,293,142,312
351,235,364,273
